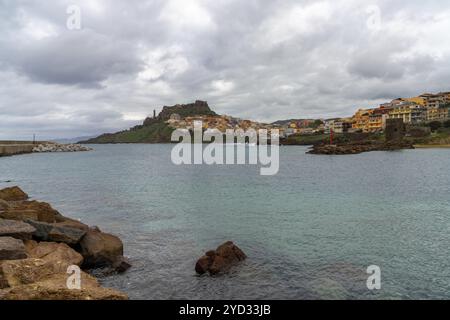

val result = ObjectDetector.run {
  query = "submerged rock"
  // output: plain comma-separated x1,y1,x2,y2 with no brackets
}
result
0,187,28,202
0,237,27,261
0,219,36,240
195,241,247,275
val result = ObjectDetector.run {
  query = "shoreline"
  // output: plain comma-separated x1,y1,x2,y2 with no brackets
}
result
413,144,450,148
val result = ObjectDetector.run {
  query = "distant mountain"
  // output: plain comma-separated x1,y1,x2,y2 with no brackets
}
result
50,136,97,144
80,100,217,144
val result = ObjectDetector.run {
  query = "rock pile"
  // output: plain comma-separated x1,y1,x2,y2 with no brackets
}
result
32,143,92,153
0,186,129,300
195,241,247,275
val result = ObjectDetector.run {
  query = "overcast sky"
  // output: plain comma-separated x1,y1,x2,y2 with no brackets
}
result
1,0,450,139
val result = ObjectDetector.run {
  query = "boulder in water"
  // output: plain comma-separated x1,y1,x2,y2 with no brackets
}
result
195,241,247,275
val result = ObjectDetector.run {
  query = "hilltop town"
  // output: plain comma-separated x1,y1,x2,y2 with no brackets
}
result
147,92,450,137
82,92,450,146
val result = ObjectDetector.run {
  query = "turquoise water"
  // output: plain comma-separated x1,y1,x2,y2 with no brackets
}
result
1,144,450,299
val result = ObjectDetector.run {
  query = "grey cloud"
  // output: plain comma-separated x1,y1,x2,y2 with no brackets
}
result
1,0,450,139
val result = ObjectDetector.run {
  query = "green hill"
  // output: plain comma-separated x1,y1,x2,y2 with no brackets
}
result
80,100,216,144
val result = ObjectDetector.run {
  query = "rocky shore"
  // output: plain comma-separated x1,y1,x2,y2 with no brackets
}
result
32,143,92,153
307,141,415,155
0,186,129,300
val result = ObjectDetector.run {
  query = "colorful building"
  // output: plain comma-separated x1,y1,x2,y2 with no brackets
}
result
352,109,373,132
427,107,449,121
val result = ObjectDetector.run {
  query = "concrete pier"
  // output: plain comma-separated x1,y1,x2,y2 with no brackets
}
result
0,141,45,157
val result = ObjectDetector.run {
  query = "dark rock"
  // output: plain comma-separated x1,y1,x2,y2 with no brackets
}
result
0,187,28,202
0,219,36,240
195,241,247,275
79,229,126,270
112,256,132,273
0,237,27,260
308,140,414,155
24,220,86,244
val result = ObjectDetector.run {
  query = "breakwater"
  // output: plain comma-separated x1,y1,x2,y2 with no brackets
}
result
0,141,38,157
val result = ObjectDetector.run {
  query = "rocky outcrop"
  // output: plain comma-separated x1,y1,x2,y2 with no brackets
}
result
0,186,130,300
0,187,29,201
144,100,216,125
195,241,247,275
308,141,414,155
0,219,36,240
32,143,92,153
0,237,27,260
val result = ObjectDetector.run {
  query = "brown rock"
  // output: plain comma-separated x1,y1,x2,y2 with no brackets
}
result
0,269,127,300
79,229,124,269
24,241,83,267
1,201,61,223
0,209,39,221
0,237,27,261
0,219,36,240
195,241,247,275
0,258,65,288
0,187,28,202
195,255,214,275
0,200,9,211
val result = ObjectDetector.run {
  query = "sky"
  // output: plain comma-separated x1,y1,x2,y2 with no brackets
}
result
1,0,450,139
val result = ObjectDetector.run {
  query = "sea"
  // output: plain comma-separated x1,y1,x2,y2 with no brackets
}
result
1,144,449,299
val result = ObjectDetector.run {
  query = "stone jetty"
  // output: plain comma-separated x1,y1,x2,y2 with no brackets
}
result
0,186,129,300
0,141,92,157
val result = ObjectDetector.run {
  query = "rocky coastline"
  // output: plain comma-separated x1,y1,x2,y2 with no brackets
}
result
307,140,415,155
0,186,129,300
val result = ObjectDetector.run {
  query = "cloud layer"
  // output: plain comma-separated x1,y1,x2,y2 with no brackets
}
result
1,0,450,139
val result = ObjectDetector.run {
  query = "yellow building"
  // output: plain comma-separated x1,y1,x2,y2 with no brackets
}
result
404,96,425,106
388,105,413,123
388,103,427,124
427,107,449,121
352,109,373,132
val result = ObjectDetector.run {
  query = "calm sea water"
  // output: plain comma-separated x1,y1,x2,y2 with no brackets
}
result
1,144,449,300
